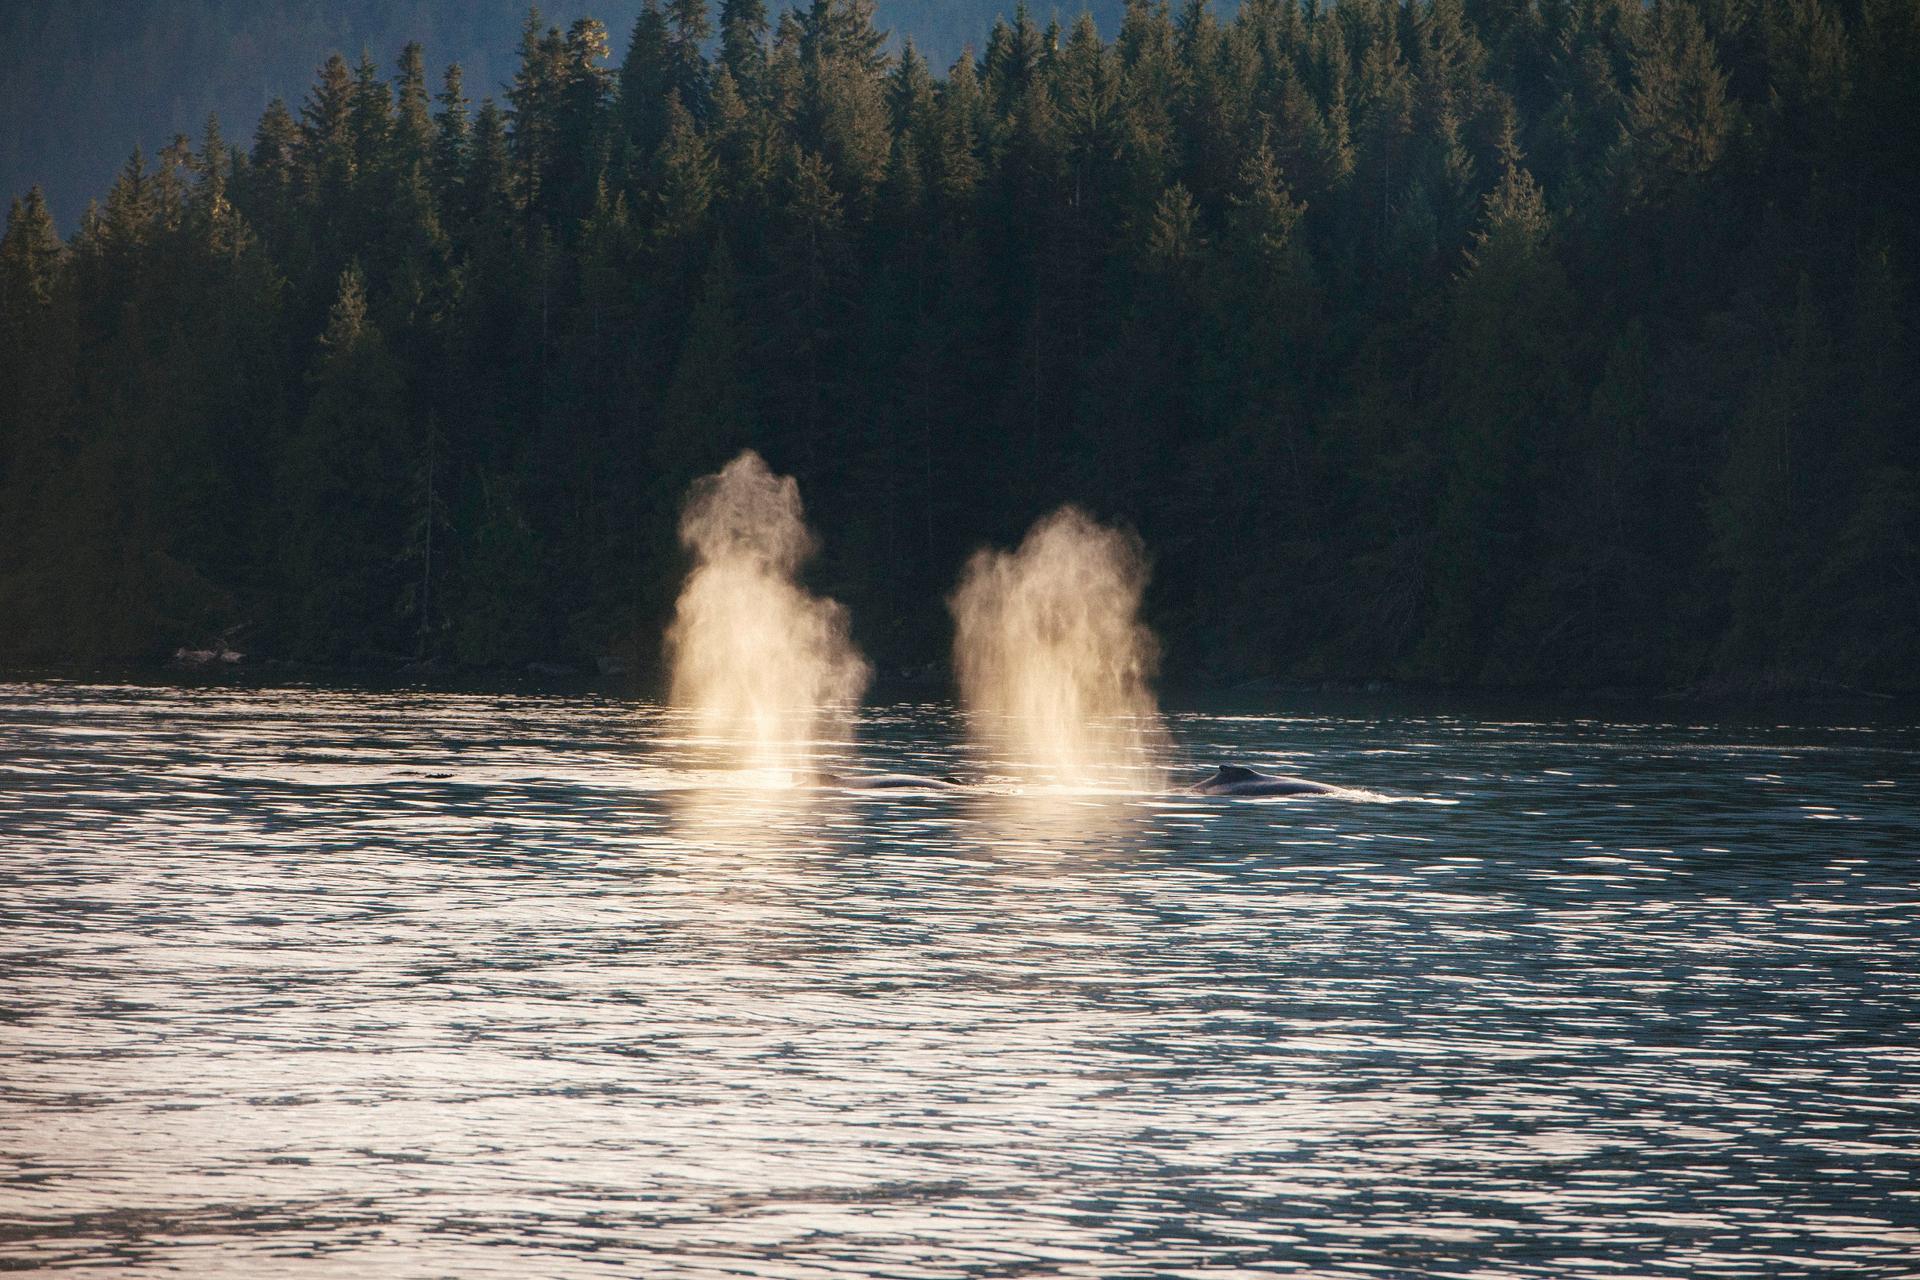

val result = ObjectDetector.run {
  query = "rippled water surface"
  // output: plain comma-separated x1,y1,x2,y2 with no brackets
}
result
3,682,1918,1277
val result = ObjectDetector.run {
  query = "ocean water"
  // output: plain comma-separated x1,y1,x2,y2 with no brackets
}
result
1,681,1916,1277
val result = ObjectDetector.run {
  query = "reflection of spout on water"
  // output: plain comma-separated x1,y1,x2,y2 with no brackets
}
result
667,775,839,855
966,785,1158,851
665,451,871,784
950,507,1170,791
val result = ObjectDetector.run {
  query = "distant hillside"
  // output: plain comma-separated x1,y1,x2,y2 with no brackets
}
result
1,1,1157,230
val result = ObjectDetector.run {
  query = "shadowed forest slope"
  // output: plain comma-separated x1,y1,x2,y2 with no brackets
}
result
1,0,1915,691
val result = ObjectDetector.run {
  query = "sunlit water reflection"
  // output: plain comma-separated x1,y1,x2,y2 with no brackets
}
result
2,682,1917,1277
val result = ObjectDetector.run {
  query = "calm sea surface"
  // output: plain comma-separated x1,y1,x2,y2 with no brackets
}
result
1,681,1917,1278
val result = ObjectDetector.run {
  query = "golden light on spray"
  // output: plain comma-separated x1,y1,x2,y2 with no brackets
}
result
666,451,870,782
949,506,1168,788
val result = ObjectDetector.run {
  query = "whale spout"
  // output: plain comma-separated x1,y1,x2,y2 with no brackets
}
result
666,451,871,781
948,506,1168,787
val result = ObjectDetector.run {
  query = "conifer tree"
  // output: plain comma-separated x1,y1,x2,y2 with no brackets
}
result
651,97,719,251
888,40,937,139
931,52,986,208
666,0,714,114
1711,273,1829,670
98,148,154,253
280,264,410,660
1269,65,1341,201
244,99,298,197
768,149,853,469
0,188,63,309
1821,246,1917,681
659,239,754,478
1117,0,1184,200
1355,23,1417,250
508,14,563,223
721,0,771,98
300,54,358,201
252,99,300,181
349,51,394,175
1420,129,1569,680
801,0,890,72
986,5,1050,119
0,186,65,497
467,100,514,225
1054,15,1125,215
1310,14,1357,186
557,18,615,223
187,116,253,260
795,7,893,212
1146,180,1206,267
1228,133,1307,264
706,67,775,217
432,65,471,215
618,3,677,170
1618,0,1736,205
395,42,435,170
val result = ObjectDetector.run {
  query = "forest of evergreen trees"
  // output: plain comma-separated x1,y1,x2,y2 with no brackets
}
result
0,0,1915,693
1,0,1065,233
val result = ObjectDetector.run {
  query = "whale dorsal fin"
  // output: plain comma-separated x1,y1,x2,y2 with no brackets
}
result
1214,764,1262,782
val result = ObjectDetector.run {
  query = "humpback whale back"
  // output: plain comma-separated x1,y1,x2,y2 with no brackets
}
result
1188,764,1338,797
816,771,962,791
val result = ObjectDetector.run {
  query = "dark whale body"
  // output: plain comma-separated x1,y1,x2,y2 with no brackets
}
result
1187,764,1339,797
815,771,962,791
803,766,1338,797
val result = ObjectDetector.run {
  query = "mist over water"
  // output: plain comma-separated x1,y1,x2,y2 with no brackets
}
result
666,451,870,781
950,507,1169,787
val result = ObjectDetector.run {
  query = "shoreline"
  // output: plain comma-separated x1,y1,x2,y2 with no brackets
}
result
2,660,1913,717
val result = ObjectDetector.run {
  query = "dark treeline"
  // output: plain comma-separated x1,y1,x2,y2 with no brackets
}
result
1,0,1915,691
1,1,1083,237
